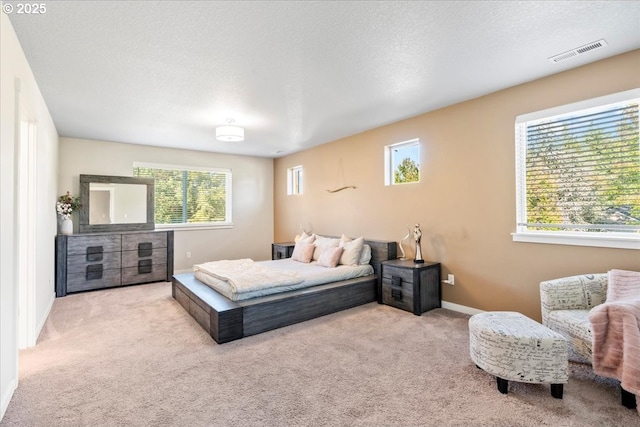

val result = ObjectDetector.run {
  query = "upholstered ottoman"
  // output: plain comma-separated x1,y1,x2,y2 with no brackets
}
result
469,311,568,398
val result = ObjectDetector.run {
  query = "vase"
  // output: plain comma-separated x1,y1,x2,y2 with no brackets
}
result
61,218,73,235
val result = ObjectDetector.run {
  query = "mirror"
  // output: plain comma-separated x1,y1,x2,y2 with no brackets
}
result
79,174,155,233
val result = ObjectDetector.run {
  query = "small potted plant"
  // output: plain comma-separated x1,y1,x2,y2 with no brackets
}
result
56,191,81,235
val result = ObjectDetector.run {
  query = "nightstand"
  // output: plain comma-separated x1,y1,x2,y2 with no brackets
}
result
272,242,295,260
379,259,441,315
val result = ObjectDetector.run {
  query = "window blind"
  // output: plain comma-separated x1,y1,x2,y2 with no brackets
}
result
517,99,640,233
133,165,231,225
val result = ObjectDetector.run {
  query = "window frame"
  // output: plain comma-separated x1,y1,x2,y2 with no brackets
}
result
287,165,303,195
384,138,420,186
133,161,233,230
513,88,640,250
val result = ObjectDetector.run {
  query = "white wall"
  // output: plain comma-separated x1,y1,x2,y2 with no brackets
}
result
58,138,274,270
1,12,59,420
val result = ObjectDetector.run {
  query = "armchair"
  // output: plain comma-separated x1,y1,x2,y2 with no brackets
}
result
540,273,607,364
540,272,638,411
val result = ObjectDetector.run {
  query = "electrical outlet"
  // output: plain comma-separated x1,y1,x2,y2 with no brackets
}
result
186,252,191,259
443,273,455,285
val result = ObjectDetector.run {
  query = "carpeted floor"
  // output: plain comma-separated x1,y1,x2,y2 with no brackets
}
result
2,282,637,426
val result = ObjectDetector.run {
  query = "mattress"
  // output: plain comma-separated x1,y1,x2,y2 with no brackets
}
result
194,258,374,301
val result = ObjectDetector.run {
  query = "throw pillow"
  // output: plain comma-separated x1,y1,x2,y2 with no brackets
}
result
339,236,364,266
312,235,340,261
317,246,344,268
290,242,314,263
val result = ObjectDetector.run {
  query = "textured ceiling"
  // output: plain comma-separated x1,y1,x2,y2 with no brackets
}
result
6,1,640,158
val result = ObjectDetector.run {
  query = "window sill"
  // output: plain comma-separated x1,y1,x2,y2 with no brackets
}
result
156,223,234,231
512,231,639,250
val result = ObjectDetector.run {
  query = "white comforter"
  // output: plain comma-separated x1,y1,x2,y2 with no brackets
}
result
194,258,374,301
193,259,303,294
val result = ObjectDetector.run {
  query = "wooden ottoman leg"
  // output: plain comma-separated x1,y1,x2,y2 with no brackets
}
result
497,377,508,394
550,384,563,399
621,387,637,409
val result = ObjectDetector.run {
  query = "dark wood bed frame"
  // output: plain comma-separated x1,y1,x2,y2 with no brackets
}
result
172,239,397,343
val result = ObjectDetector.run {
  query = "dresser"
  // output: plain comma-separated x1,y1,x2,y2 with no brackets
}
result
56,230,174,297
379,259,441,315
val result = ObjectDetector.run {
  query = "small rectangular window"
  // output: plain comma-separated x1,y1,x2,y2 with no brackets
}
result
514,88,640,249
133,162,232,227
385,139,420,185
287,165,303,195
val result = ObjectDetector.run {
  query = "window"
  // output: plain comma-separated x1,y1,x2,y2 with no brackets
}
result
514,89,640,249
287,165,303,195
133,162,232,228
385,139,420,185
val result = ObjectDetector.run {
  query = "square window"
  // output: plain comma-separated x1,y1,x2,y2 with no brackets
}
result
385,139,420,185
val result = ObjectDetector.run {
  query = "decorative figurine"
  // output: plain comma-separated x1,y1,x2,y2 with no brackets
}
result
413,223,424,264
398,226,411,260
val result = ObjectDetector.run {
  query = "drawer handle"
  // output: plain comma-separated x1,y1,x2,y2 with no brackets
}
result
138,242,152,257
138,259,153,274
391,275,402,287
391,288,403,301
86,264,103,280
86,246,104,262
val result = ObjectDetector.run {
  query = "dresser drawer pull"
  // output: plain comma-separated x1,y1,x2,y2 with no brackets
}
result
391,275,402,287
86,246,104,262
138,259,153,274
86,264,103,280
138,242,153,257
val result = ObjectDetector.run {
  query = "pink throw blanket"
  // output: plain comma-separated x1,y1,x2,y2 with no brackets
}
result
588,269,640,414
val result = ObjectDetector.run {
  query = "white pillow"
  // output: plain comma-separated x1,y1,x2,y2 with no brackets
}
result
313,235,340,261
339,236,364,266
359,244,372,265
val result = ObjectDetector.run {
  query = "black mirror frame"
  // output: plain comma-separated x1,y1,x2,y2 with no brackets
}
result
78,174,155,233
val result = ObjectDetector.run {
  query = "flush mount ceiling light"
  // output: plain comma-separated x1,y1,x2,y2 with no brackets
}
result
216,119,245,142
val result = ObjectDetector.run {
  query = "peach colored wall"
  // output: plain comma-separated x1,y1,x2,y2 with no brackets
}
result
274,50,640,321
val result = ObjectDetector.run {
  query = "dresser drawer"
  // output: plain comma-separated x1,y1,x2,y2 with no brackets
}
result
122,264,167,285
122,232,167,251
67,234,121,255
121,248,167,268
67,268,121,293
381,283,414,312
67,251,121,274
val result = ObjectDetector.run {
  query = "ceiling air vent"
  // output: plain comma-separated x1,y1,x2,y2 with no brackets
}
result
548,39,608,64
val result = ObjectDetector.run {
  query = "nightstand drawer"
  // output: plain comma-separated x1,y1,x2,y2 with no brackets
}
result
381,265,414,283
381,284,413,312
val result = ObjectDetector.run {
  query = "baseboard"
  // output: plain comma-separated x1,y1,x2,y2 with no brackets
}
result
441,301,484,316
0,378,18,421
34,291,56,344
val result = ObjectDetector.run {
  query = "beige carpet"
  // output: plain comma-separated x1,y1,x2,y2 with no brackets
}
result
2,282,637,426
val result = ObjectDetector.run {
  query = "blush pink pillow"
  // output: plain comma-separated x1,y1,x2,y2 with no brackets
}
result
291,242,314,263
317,246,343,268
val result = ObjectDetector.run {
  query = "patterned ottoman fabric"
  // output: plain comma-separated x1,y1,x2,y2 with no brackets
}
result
469,311,568,396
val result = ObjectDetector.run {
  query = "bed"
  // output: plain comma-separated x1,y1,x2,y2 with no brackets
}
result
172,238,397,343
